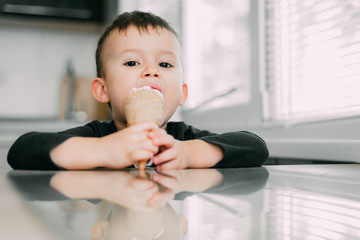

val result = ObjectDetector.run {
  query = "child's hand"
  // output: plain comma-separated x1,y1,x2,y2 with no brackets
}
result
148,128,189,170
148,128,224,170
100,122,160,168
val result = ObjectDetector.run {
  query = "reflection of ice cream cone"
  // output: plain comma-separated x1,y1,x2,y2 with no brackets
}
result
125,208,165,239
124,86,164,176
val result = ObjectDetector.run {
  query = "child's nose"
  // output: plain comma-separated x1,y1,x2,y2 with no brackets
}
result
144,72,159,77
142,65,159,78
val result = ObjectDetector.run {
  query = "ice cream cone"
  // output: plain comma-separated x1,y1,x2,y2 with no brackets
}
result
124,86,165,176
124,87,165,127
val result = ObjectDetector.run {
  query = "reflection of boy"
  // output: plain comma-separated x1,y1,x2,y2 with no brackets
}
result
91,204,187,240
8,11,269,170
8,168,269,240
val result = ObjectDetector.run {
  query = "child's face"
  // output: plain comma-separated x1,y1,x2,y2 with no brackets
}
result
93,26,187,127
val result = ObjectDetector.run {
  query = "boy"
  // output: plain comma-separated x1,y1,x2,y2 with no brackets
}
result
7,11,269,170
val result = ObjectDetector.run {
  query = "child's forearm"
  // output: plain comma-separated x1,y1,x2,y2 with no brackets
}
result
51,137,224,170
50,137,111,170
182,139,224,168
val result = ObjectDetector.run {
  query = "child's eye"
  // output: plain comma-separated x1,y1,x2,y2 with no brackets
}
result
124,61,139,67
159,62,173,68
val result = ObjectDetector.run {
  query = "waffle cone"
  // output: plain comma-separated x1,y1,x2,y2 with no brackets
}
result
124,88,165,127
124,88,164,176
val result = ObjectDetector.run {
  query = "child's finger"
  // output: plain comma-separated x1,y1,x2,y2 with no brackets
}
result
156,159,182,171
131,121,159,132
156,162,175,171
139,138,159,153
153,147,178,165
129,149,155,162
148,128,167,139
150,133,175,148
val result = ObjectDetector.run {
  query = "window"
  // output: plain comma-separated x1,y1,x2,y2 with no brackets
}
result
183,0,251,111
264,0,360,124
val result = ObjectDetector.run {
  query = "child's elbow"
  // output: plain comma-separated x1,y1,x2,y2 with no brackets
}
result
244,132,269,167
253,140,269,166
7,142,22,169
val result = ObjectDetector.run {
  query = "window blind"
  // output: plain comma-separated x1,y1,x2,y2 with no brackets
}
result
264,0,360,123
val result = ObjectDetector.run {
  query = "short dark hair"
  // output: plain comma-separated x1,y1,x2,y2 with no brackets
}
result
95,11,177,78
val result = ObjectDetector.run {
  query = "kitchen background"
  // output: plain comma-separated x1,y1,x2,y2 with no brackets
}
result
1,0,360,170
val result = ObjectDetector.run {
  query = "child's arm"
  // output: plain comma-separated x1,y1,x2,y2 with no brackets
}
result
7,121,159,170
179,139,224,168
149,126,269,170
51,122,158,169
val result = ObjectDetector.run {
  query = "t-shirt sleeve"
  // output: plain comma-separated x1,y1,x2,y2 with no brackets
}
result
167,122,269,168
7,132,73,170
7,121,115,170
201,131,269,168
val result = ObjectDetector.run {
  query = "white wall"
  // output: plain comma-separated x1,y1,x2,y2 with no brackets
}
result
0,21,101,118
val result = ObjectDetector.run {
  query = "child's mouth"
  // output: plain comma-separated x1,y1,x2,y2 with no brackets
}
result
145,83,162,93
128,85,164,99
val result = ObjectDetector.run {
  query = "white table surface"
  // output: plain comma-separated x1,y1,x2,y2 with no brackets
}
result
1,164,360,240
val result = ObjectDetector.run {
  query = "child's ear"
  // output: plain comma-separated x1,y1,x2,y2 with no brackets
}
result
91,78,110,103
179,83,188,106
91,220,109,240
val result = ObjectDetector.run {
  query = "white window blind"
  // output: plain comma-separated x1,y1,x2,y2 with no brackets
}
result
264,0,360,124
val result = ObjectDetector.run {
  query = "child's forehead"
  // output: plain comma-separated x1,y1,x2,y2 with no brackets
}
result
107,25,182,54
102,25,183,64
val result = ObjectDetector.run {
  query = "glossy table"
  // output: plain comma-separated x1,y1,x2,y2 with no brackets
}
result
1,164,360,240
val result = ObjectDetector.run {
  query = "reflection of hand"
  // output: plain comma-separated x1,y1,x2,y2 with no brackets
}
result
50,171,163,211
151,169,224,196
99,171,160,211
